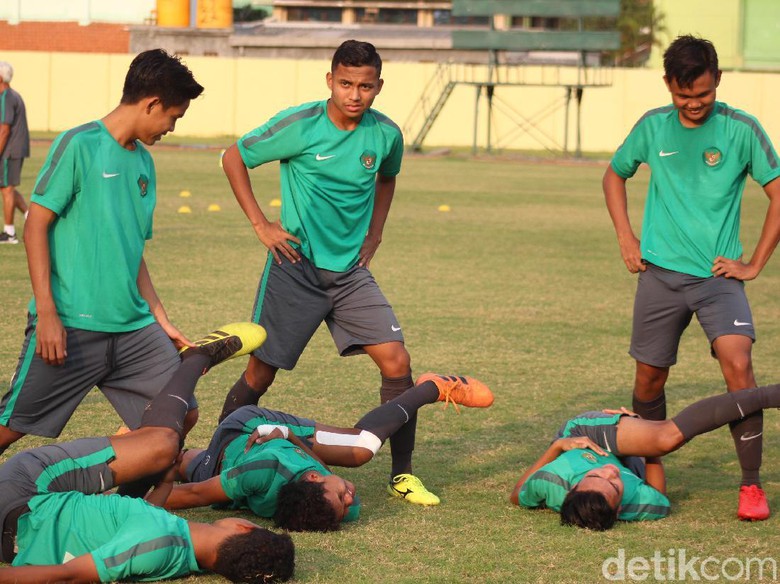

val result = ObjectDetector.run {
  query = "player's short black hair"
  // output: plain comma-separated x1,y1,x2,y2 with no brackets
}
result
560,489,619,531
121,49,204,107
663,35,719,88
273,480,341,532
213,527,295,583
331,40,382,77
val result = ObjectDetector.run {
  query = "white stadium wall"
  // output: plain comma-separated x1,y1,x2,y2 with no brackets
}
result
5,50,780,154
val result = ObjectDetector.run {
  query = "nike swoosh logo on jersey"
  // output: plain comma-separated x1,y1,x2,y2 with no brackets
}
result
102,171,120,178
740,432,762,441
659,150,679,157
733,319,751,326
391,325,401,332
315,154,335,161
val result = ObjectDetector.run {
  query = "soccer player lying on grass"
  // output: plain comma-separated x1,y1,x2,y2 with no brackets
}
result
164,374,494,531
0,323,295,583
510,383,780,530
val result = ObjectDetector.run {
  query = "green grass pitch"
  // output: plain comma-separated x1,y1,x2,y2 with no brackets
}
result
1,143,778,582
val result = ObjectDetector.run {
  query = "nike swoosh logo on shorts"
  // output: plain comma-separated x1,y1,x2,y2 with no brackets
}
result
733,319,751,326
102,171,120,178
659,150,679,157
740,432,762,441
315,154,335,161
391,325,401,332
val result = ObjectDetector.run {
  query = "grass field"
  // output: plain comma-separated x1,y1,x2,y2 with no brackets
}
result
1,143,779,583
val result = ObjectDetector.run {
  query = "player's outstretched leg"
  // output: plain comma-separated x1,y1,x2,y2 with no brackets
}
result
383,374,493,506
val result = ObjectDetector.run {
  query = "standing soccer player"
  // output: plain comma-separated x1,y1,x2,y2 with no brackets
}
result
0,50,204,455
220,40,437,505
603,35,780,520
0,61,29,244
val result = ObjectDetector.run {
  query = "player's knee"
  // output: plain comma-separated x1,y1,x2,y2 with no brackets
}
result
657,422,684,454
183,408,199,435
246,358,276,393
380,346,411,378
0,425,24,452
150,428,181,467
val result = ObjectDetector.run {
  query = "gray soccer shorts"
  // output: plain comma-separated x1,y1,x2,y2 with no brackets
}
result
630,263,755,368
0,437,115,562
250,252,404,370
0,317,192,437
185,405,316,483
0,158,23,187
554,411,645,478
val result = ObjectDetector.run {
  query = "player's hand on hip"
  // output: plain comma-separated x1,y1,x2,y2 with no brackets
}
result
711,256,757,280
257,221,301,264
358,232,381,268
35,312,68,366
618,236,645,273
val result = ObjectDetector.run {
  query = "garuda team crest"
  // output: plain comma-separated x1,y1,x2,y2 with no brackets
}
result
138,174,149,197
703,147,722,167
360,150,377,170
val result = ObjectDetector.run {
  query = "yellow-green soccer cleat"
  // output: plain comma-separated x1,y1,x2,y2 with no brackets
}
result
387,474,440,506
181,323,267,370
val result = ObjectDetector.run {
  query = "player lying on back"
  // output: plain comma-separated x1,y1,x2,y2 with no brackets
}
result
510,383,780,530
164,374,494,531
0,323,295,583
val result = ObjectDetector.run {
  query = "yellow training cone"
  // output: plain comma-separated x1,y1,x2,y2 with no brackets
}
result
438,204,451,212
179,190,191,198
208,203,221,212
178,205,192,214
270,198,282,208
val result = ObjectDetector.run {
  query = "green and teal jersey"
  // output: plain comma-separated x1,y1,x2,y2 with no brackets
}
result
518,449,670,521
219,436,330,518
14,491,201,582
29,120,157,332
238,100,404,271
611,102,780,277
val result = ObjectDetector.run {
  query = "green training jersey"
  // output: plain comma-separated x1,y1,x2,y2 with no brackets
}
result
611,102,780,278
518,449,670,521
30,120,157,332
14,491,201,582
219,436,330,518
238,100,404,271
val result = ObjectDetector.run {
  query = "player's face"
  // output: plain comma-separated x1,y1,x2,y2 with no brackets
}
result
320,474,357,522
664,70,720,128
326,64,383,129
575,463,624,509
140,99,190,145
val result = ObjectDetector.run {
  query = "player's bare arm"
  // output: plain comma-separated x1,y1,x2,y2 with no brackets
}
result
222,144,300,264
643,457,666,494
166,475,232,509
137,257,193,349
510,437,608,505
0,123,9,153
0,552,100,583
359,174,395,267
712,176,780,280
603,166,645,273
24,203,67,366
